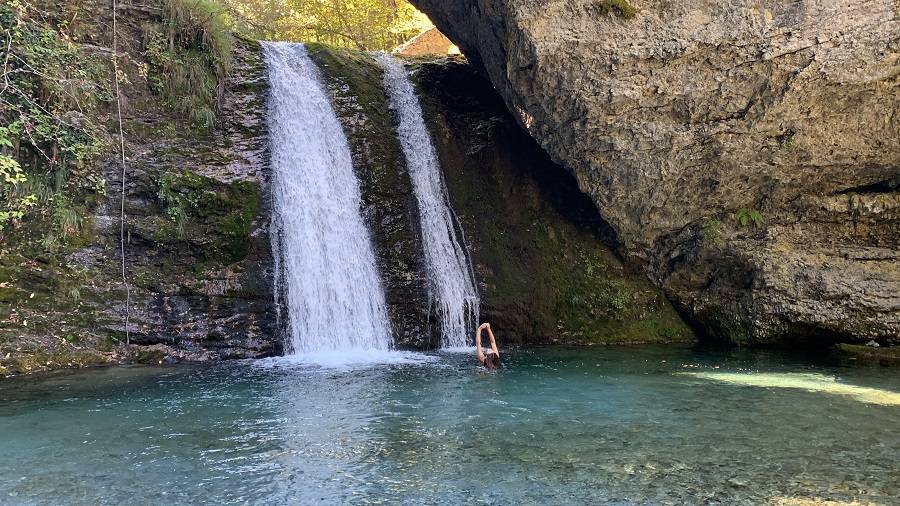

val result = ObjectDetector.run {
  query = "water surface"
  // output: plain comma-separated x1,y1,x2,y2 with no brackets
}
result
1,346,898,505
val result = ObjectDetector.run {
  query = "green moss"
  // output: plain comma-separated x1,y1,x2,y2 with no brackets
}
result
134,348,167,365
0,251,101,328
156,170,259,262
835,343,900,363
595,0,638,18
1,350,111,376
708,309,754,344
305,45,399,170
97,335,123,353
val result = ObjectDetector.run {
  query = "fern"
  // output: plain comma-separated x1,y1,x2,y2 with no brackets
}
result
731,208,764,228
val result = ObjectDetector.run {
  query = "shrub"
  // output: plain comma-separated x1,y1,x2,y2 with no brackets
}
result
0,2,108,238
700,218,724,244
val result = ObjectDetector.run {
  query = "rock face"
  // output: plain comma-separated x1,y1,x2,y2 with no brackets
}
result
297,47,692,346
0,33,279,374
411,57,693,345
90,36,279,360
106,36,277,358
410,0,900,343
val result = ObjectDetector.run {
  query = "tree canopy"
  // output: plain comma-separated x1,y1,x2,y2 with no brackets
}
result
222,0,433,51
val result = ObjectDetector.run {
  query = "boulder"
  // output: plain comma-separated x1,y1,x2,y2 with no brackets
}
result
410,0,900,343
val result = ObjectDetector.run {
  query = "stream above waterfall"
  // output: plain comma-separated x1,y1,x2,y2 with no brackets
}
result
2,346,897,505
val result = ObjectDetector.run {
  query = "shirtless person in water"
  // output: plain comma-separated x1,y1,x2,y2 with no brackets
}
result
475,323,501,369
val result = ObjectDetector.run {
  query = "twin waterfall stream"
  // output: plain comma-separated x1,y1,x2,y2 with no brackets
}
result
263,42,479,356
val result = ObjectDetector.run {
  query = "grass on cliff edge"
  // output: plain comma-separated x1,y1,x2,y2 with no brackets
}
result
144,0,234,130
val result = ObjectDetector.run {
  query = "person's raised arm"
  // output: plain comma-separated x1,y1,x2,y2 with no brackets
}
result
475,323,486,362
486,324,499,355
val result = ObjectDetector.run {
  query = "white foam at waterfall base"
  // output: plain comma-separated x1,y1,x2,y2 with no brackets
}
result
376,53,480,349
263,41,393,356
255,349,441,370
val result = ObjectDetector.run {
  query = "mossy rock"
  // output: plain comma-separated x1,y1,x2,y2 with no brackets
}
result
1,350,111,376
134,348,167,365
835,343,900,363
156,170,259,262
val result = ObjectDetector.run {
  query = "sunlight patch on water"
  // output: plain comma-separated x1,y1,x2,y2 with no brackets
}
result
681,371,900,406
254,350,440,370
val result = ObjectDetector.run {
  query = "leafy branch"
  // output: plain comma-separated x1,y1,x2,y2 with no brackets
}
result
0,0,109,237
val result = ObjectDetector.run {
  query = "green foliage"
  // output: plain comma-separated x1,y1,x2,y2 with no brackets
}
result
1,125,36,228
223,0,432,50
144,0,233,129
0,2,109,238
0,349,111,375
731,208,764,228
593,0,637,19
49,195,83,238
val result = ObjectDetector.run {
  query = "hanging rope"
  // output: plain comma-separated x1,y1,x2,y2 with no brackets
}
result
112,0,131,345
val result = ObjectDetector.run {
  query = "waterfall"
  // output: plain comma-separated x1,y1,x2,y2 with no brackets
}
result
263,42,392,354
376,54,480,348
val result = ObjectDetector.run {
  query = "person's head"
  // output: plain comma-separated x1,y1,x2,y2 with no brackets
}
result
483,352,502,370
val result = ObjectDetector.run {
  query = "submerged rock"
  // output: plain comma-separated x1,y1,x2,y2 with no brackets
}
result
410,0,900,344
835,343,900,364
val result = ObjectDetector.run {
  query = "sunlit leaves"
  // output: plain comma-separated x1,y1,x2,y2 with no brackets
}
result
223,0,433,50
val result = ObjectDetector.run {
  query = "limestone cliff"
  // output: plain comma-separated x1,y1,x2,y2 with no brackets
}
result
410,0,900,343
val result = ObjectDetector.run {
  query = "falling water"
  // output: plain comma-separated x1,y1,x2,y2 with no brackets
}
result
263,42,392,354
376,53,480,348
